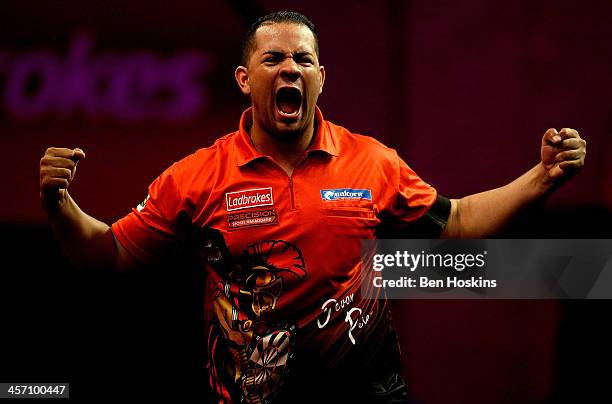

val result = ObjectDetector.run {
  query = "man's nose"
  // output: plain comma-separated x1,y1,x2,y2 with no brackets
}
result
279,58,301,81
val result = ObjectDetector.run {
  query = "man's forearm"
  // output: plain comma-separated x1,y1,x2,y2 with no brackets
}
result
46,191,118,270
442,164,557,238
441,127,586,238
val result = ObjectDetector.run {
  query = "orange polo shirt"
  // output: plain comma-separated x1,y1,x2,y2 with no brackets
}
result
112,107,437,403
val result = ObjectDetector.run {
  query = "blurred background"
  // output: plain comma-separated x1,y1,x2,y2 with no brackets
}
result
1,0,611,402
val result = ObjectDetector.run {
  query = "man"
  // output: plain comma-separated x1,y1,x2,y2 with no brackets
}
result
39,11,586,404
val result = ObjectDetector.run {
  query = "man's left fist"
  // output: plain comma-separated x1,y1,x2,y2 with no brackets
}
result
541,128,586,183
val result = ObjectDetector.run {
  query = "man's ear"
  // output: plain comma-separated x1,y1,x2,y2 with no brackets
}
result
235,66,250,95
319,65,326,95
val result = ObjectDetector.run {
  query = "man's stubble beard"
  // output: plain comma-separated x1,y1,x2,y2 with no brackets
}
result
265,110,317,144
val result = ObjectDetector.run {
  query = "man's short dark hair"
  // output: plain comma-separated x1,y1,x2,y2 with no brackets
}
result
241,11,320,66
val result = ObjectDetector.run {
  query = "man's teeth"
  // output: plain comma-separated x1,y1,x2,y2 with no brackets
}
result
277,103,300,116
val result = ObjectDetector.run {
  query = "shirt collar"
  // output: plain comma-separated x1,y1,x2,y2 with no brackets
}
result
234,106,339,167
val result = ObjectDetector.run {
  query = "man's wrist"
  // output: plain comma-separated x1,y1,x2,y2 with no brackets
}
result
41,190,70,215
535,163,562,195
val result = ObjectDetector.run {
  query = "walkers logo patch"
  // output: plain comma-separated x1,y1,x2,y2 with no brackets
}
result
320,188,372,201
226,187,274,211
227,209,278,230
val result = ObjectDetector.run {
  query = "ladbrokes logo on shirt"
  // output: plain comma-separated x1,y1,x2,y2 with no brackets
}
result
226,187,274,211
320,188,372,201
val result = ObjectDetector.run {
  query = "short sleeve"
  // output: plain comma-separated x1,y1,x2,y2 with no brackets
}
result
377,154,449,238
111,164,192,263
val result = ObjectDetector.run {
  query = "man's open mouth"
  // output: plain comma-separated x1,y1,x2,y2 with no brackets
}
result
275,87,302,118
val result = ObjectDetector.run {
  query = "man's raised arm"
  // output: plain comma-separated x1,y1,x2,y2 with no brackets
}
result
441,128,587,239
39,147,139,270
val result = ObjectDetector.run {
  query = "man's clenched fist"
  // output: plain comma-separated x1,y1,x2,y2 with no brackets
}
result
39,147,86,210
540,128,586,184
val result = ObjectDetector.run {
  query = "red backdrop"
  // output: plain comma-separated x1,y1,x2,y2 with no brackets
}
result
1,1,610,403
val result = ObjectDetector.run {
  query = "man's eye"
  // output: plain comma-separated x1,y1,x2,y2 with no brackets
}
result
296,57,313,65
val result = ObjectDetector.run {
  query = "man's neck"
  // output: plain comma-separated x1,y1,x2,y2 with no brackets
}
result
249,120,315,177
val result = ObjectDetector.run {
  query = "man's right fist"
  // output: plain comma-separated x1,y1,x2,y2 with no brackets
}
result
39,147,86,209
